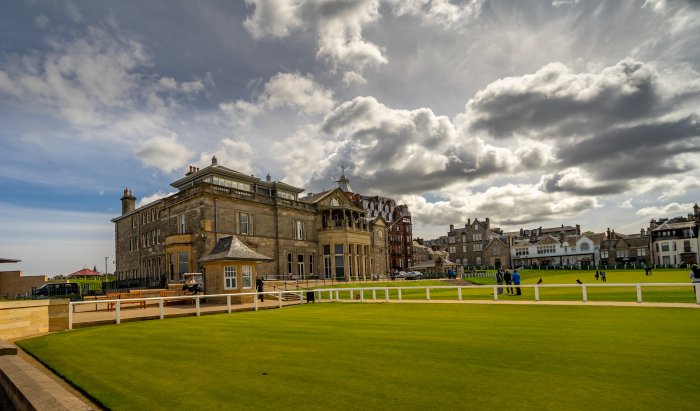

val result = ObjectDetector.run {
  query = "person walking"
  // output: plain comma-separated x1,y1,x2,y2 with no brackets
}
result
496,269,504,295
256,278,265,302
689,264,700,297
503,270,513,295
595,271,599,281
512,269,522,296
600,271,607,282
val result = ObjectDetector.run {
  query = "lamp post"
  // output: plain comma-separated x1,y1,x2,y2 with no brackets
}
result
104,257,109,279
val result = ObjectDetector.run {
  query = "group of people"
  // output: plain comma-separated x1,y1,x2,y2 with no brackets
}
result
594,271,607,282
495,268,521,295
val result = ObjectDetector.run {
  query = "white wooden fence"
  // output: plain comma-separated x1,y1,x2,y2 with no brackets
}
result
68,283,700,329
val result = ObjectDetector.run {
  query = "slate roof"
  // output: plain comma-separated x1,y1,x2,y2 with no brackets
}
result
199,236,273,263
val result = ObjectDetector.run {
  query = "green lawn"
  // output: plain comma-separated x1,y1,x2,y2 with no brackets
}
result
18,304,700,410
312,269,697,303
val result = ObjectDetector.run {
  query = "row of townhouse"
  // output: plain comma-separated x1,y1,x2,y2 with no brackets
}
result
422,203,700,270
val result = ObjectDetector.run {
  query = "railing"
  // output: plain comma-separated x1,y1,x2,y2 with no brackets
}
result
68,283,700,330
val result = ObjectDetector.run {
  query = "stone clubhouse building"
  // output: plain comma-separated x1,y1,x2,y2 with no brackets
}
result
113,157,392,296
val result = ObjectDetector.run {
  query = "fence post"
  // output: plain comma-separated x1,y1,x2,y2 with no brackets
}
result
299,291,303,304
360,289,364,303
398,288,402,301
68,303,73,330
254,293,259,311
535,285,539,302
426,287,430,301
116,301,121,324
372,289,377,300
385,288,389,302
636,284,642,303
195,296,201,316
335,290,339,301
318,291,322,302
159,299,164,320
349,290,353,301
278,292,283,308
227,295,232,313
458,287,462,301
493,286,498,301
582,285,587,302
695,284,700,305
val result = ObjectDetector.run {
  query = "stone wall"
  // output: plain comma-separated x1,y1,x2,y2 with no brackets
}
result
0,271,47,298
0,300,69,340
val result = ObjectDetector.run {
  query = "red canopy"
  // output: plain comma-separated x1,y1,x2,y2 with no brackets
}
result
68,268,102,277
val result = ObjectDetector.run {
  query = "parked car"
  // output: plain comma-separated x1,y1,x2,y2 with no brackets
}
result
404,271,423,280
32,282,80,298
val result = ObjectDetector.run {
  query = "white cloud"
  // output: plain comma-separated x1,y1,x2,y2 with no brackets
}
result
34,15,49,28
136,191,177,208
243,0,304,39
388,0,484,29
243,0,386,78
198,138,255,175
221,72,334,125
135,134,193,173
619,199,633,209
636,202,696,218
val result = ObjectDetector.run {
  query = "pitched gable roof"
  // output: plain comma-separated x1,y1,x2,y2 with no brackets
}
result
199,236,273,263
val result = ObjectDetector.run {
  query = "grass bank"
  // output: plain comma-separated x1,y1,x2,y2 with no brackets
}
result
18,304,700,410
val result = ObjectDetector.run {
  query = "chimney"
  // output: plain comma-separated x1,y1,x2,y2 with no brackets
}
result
266,173,272,182
212,155,218,165
640,228,645,236
611,229,616,239
576,224,581,235
450,224,454,232
468,218,471,225
120,188,136,215
607,228,611,239
485,217,490,228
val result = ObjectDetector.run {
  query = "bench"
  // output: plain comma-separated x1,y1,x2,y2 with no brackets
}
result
106,293,146,311
159,290,195,306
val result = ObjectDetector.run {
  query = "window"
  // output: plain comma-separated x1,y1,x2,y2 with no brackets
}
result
672,242,677,251
462,245,467,252
462,234,467,243
168,253,174,281
601,250,609,259
617,249,629,258
661,243,670,252
449,246,456,254
537,245,556,254
239,212,252,235
225,266,237,289
335,244,344,255
287,253,293,274
131,216,137,229
473,233,482,241
294,220,306,240
473,244,482,251
638,248,647,256
297,254,305,277
178,214,186,234
456,258,461,265
242,266,252,288
516,248,529,256
177,252,189,278
309,255,314,275
580,243,590,251
448,236,455,244
335,255,345,278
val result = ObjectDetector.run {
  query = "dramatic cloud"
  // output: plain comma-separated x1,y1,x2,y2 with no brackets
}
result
135,134,193,173
243,0,304,39
402,181,600,229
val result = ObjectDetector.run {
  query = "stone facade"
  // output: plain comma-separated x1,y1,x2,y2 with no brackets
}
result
649,204,700,266
113,159,392,289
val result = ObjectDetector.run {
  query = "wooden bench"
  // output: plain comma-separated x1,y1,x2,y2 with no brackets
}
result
159,290,195,306
106,293,146,311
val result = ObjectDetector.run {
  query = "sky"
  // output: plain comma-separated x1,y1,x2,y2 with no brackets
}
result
1,0,699,277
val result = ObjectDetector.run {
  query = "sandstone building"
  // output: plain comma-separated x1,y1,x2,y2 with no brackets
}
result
112,158,391,293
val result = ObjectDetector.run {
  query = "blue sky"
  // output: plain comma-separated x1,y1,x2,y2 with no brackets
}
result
1,0,699,277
